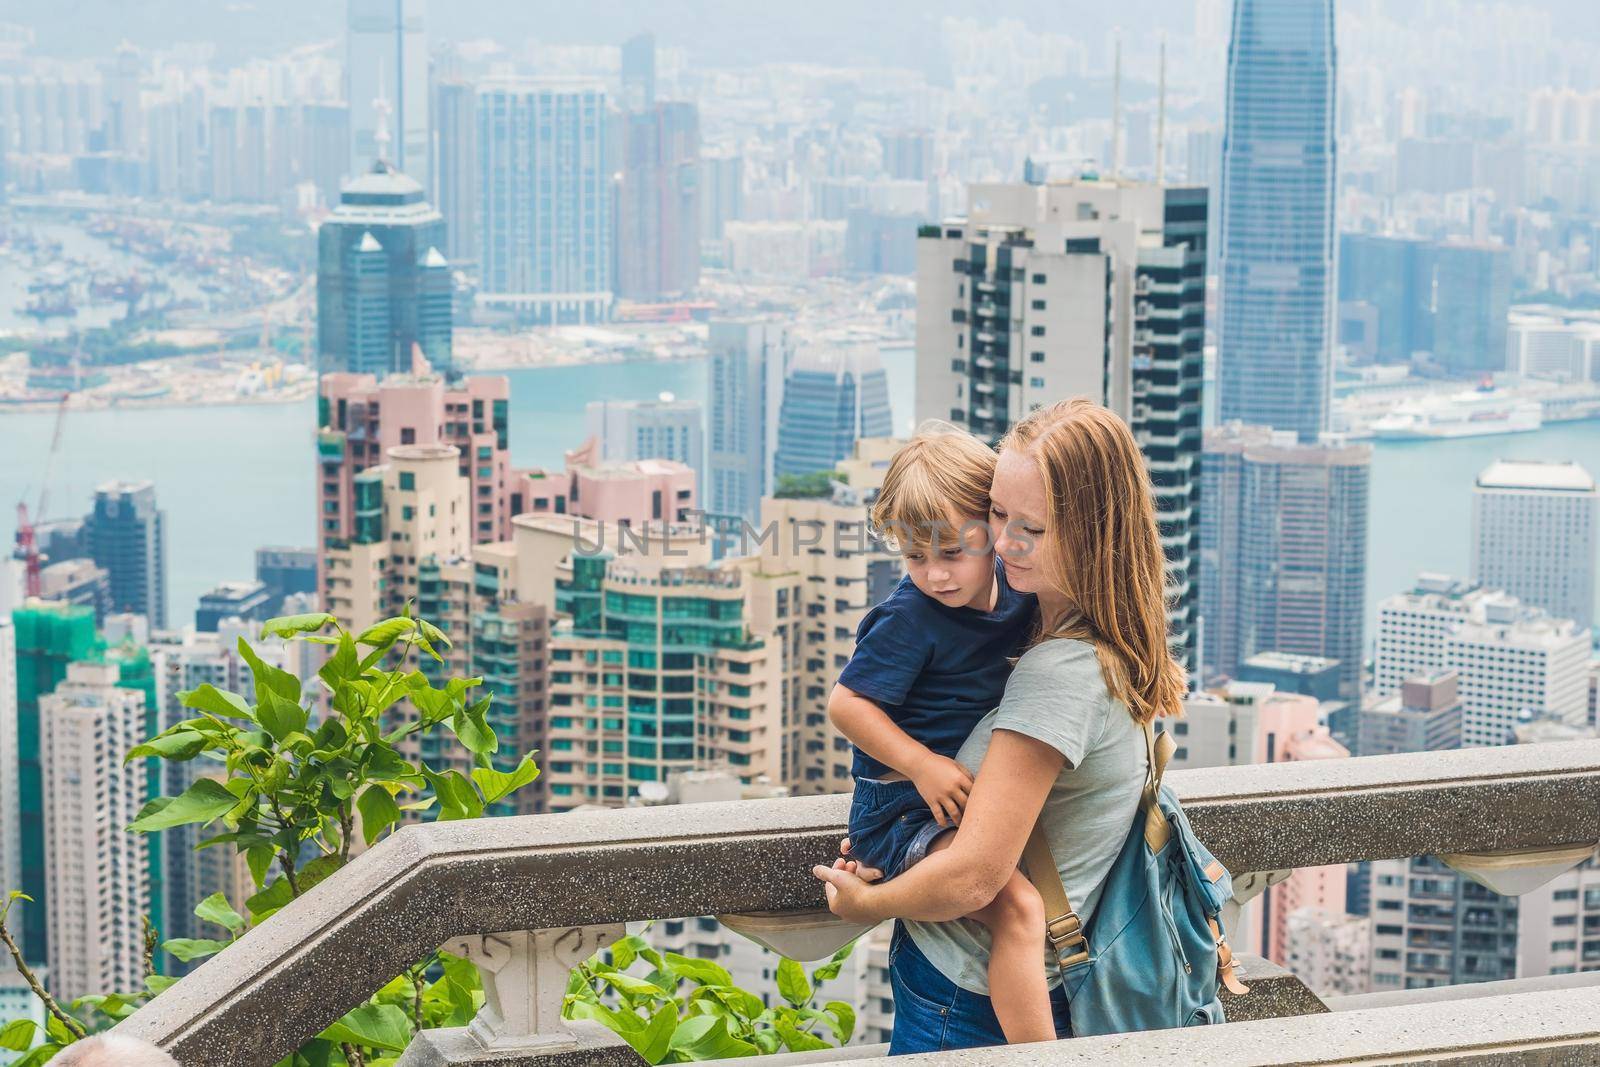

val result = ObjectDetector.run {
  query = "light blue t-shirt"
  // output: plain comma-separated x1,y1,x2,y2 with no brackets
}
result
905,637,1147,994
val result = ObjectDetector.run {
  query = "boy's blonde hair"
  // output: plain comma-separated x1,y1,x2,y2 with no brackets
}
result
870,420,997,551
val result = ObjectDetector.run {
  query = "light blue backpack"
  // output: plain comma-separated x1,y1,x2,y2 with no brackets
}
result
1022,720,1249,1037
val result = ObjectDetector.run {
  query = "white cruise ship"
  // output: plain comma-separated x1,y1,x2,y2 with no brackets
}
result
1370,389,1543,441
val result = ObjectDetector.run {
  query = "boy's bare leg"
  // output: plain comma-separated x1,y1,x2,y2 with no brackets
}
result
924,834,1055,1043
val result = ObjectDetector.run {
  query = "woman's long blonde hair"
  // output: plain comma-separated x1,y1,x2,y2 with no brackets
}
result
1001,398,1185,723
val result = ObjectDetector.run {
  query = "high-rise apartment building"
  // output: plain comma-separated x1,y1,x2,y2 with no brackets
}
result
1374,574,1591,746
707,319,791,524
774,346,894,481
476,80,612,324
37,559,110,625
429,79,477,269
913,179,1207,671
318,372,513,557
346,0,428,179
1199,425,1370,701
585,397,704,474
699,151,743,246
620,33,656,111
1218,0,1337,441
85,480,166,629
1284,909,1370,997
1471,460,1597,632
1367,854,1518,990
617,102,701,302
40,661,148,1000
10,602,98,965
315,162,452,378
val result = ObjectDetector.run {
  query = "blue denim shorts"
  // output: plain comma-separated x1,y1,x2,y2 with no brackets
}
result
847,777,950,880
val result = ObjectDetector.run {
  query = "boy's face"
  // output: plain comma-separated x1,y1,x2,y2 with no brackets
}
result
900,520,995,610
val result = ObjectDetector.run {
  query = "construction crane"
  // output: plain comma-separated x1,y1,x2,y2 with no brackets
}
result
15,393,69,598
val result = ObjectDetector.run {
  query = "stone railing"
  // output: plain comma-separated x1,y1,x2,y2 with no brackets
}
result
113,740,1600,1066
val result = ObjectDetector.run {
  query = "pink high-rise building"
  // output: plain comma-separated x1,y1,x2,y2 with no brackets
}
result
1249,691,1350,966
318,371,515,553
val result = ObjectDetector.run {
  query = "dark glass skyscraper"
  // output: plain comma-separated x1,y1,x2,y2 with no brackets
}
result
316,160,452,377
1218,0,1337,441
86,481,167,629
774,347,893,480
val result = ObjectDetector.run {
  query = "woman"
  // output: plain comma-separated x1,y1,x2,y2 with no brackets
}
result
812,398,1186,1052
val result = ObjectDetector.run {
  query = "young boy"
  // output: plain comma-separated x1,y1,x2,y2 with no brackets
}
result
828,424,1054,1044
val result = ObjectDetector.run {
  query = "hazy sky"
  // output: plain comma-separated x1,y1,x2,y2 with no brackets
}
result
19,0,1595,70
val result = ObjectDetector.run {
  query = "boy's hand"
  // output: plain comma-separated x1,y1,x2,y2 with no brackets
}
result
912,753,973,828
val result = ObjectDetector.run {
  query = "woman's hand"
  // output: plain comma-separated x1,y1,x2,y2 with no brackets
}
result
812,860,880,923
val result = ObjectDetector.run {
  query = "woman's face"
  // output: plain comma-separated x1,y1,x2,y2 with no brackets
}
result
988,447,1050,595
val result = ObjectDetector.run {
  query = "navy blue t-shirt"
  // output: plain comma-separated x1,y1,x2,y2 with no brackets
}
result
837,560,1037,780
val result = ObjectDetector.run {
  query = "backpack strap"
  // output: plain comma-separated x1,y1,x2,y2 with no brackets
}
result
1142,720,1174,852
1023,823,1089,970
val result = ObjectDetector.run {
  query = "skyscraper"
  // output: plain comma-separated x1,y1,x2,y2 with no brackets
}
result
346,0,428,180
1218,0,1337,441
707,319,791,524
476,80,612,325
1471,460,1596,632
1199,425,1370,701
774,346,893,481
41,661,149,1000
429,79,477,268
914,180,1209,672
620,33,656,111
616,102,702,302
585,396,705,474
85,481,166,629
315,161,452,378
10,602,98,965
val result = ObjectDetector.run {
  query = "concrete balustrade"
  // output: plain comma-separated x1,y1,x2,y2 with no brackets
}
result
110,740,1600,1066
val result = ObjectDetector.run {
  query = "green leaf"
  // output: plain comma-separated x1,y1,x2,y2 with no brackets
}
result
128,778,239,832
776,957,811,1008
0,1019,37,1052
567,998,645,1037
163,937,231,962
256,688,309,743
417,617,452,649
181,683,255,722
317,632,361,691
595,971,670,1000
824,1001,856,1044
750,1030,780,1054
357,784,402,846
145,974,178,996
670,1016,759,1060
810,939,856,983
245,843,275,888
236,636,301,703
42,1013,73,1046
663,952,733,989
13,1045,60,1067
637,1003,677,1064
422,768,484,821
195,891,246,935
318,1002,412,1052
609,934,644,972
125,728,209,762
259,612,336,639
356,617,416,649
776,1020,832,1053
469,756,539,805
451,699,497,757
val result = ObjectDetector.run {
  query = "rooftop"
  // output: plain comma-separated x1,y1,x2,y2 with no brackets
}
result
1476,459,1596,493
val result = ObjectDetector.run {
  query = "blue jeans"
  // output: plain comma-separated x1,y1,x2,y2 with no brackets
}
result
887,921,1071,1054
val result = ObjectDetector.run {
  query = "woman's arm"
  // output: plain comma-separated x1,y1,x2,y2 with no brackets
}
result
814,729,1064,922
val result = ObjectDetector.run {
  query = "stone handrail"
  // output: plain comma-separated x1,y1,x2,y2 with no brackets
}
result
113,740,1600,1066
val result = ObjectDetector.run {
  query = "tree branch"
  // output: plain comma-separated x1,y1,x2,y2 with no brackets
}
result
0,901,88,1041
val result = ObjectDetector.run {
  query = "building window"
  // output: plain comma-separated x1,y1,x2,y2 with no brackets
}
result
1031,351,1045,363
1030,377,1044,388
399,472,415,491
1030,326,1045,337
1032,299,1046,310
1032,273,1046,284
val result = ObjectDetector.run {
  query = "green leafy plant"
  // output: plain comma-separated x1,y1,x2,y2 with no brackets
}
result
563,933,858,1062
0,610,533,1065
